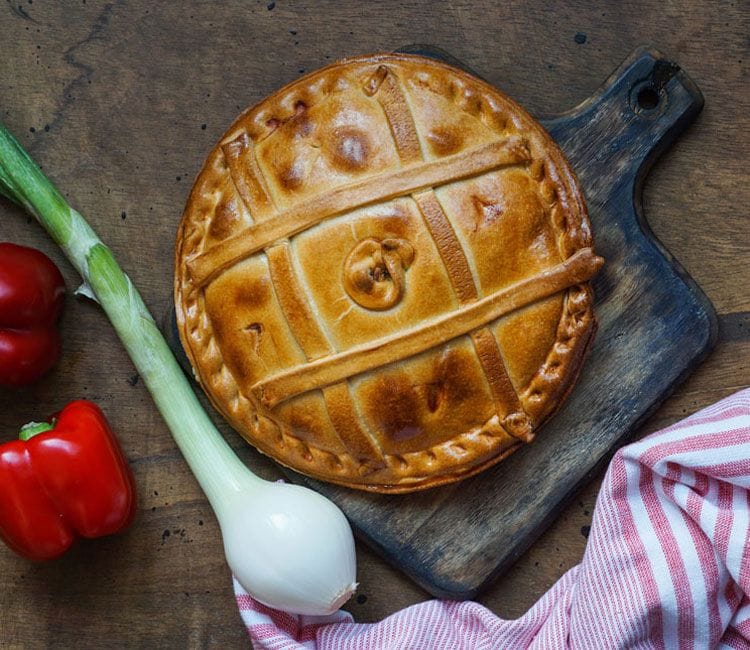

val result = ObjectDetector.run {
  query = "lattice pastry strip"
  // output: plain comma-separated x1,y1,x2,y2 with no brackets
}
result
365,64,533,440
220,131,384,463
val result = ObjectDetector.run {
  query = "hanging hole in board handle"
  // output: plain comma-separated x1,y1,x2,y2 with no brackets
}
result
630,80,666,117
637,86,660,110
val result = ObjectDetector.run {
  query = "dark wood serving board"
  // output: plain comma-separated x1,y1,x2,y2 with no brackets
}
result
167,46,716,600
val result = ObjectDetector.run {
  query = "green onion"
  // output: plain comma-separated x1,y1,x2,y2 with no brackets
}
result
0,122,357,615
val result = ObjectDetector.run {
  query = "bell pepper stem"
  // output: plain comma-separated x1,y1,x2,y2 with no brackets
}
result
19,421,55,441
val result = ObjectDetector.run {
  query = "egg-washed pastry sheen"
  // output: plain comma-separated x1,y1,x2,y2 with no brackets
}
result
174,53,604,493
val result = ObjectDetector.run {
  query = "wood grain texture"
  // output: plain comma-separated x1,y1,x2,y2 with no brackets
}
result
0,1,748,646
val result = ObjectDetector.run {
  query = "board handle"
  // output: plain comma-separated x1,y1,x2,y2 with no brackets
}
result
541,47,704,199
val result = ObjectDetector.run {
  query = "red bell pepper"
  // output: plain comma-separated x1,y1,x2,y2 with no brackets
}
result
0,242,65,387
0,400,137,561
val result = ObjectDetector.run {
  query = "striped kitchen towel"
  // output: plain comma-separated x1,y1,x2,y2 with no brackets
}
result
235,388,750,649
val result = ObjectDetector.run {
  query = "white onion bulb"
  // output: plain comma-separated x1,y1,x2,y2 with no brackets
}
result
217,479,358,615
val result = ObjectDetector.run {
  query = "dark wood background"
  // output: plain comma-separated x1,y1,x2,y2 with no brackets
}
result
0,1,747,647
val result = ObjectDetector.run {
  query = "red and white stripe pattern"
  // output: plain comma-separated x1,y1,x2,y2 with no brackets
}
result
235,389,750,649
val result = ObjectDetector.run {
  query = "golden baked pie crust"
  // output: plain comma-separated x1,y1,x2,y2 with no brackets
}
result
174,53,603,493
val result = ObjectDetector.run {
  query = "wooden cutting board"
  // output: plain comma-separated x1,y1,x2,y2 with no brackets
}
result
166,46,716,599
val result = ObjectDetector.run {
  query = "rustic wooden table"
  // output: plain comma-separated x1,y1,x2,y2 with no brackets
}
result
1,1,747,647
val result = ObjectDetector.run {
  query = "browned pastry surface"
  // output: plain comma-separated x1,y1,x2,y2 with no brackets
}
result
174,53,603,492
